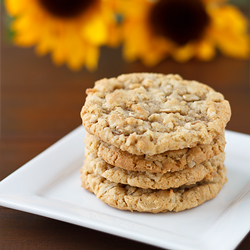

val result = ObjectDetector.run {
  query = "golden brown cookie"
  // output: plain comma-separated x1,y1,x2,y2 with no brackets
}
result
81,73,231,155
80,162,227,213
85,132,226,173
84,149,224,190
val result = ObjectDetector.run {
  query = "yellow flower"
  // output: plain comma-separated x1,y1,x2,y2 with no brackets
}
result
119,0,249,66
5,0,120,70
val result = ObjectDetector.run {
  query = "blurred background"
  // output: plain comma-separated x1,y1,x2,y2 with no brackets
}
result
1,0,250,250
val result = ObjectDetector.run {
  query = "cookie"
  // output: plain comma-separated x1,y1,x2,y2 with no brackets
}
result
81,73,231,155
80,162,227,213
85,132,226,173
84,149,224,189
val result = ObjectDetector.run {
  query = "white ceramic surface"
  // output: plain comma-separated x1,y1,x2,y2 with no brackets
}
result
0,126,250,250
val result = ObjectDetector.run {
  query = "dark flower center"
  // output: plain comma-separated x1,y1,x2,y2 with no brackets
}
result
40,0,95,18
149,0,210,45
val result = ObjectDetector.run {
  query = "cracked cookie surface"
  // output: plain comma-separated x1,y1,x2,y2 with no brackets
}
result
84,149,224,190
80,162,227,213
81,73,231,155
85,132,226,173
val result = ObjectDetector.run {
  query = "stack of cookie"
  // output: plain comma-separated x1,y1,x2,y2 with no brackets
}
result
80,73,231,213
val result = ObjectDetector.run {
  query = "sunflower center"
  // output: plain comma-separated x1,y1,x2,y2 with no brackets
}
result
149,0,209,45
39,0,95,18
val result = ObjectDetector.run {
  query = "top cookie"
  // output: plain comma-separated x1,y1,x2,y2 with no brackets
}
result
81,73,231,155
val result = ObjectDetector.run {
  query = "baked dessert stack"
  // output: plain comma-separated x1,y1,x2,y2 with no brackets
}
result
80,73,231,213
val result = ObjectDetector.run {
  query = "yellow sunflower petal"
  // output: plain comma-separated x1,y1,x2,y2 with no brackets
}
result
215,32,249,59
5,0,31,16
13,17,39,46
81,15,108,46
172,44,195,62
85,45,99,71
123,41,137,62
209,5,248,34
141,51,165,67
208,4,250,59
11,14,34,33
13,34,36,46
51,40,68,66
35,28,54,56
35,19,61,56
141,38,171,66
36,39,51,56
100,2,120,47
196,39,216,60
117,0,151,17
65,30,86,71
107,24,121,47
124,22,149,60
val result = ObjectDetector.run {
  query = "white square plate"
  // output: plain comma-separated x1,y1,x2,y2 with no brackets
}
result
0,127,250,250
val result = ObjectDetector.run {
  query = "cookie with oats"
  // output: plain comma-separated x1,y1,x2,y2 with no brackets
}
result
81,73,231,155
84,149,224,190
85,132,226,173
80,162,227,213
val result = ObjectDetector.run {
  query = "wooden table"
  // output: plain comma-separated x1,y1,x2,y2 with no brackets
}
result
1,28,250,249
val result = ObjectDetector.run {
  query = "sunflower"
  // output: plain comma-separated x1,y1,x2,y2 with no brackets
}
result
5,0,120,70
119,0,249,66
